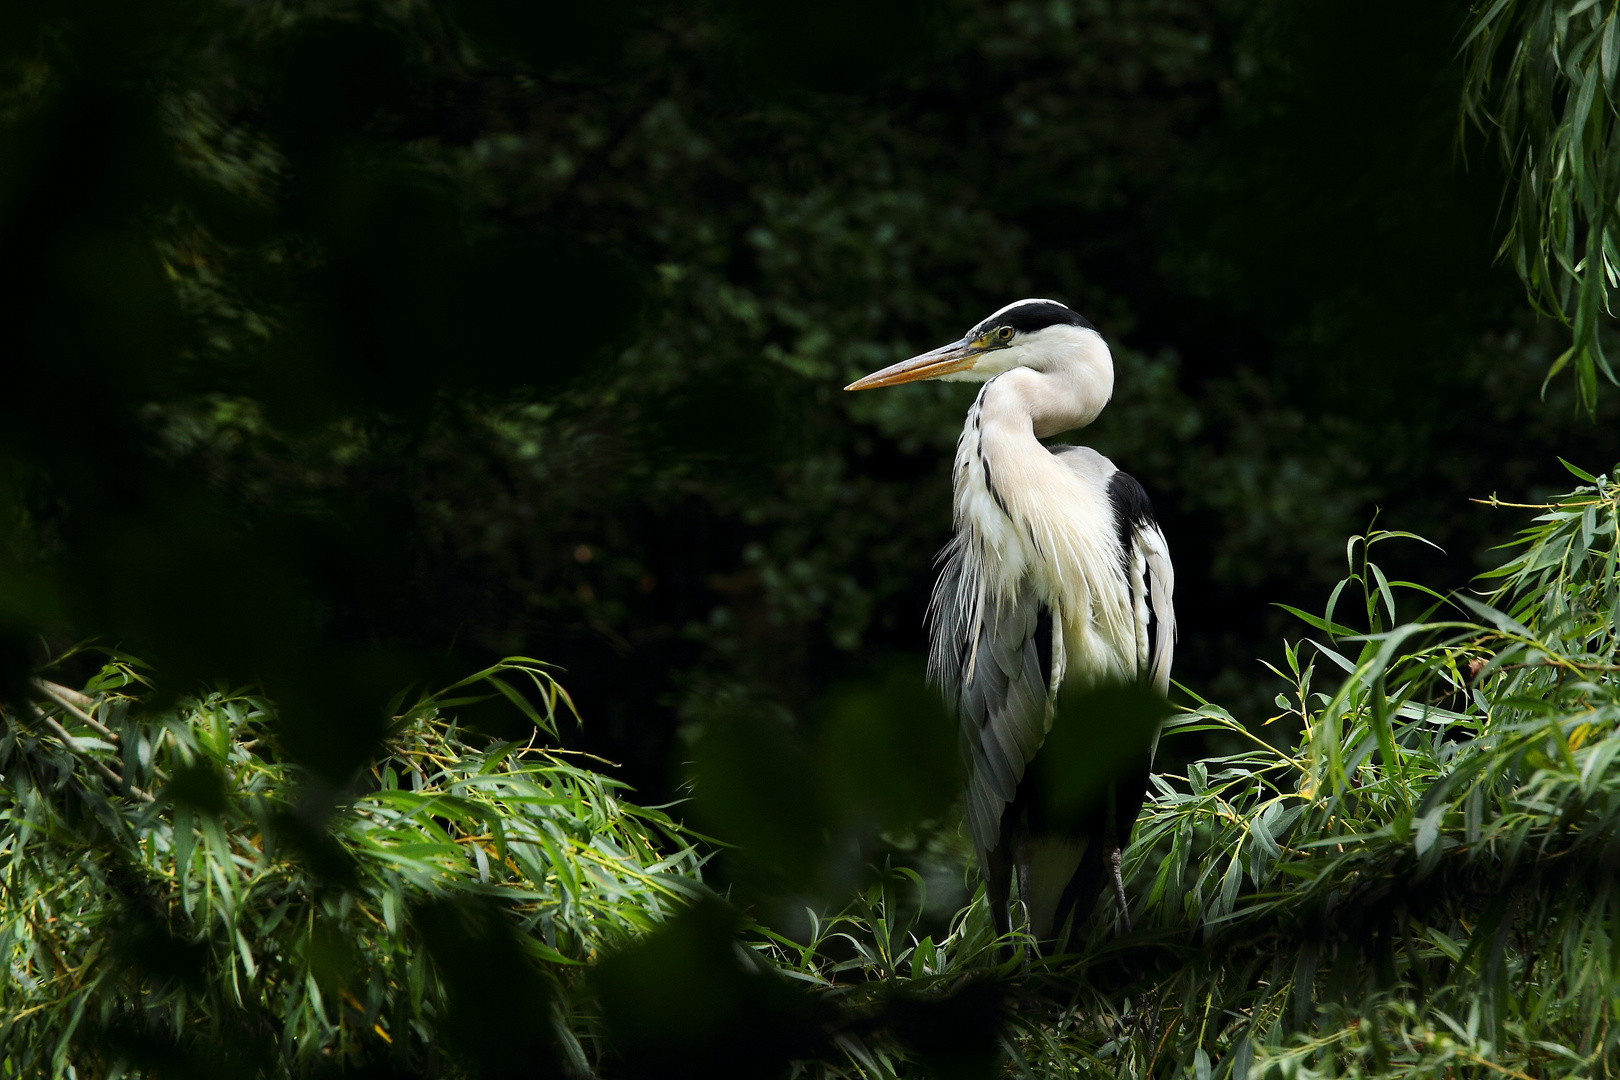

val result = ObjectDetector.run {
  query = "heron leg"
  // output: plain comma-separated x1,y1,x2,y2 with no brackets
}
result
1014,825,1034,968
1102,781,1133,935
1105,840,1131,934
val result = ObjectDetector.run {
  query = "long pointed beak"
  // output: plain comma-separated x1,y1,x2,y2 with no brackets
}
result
844,338,981,391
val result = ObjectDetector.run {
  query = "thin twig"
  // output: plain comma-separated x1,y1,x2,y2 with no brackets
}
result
1457,1050,1539,1080
1470,495,1607,510
33,680,119,743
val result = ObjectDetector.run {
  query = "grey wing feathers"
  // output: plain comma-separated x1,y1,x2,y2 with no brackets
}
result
1137,520,1176,693
1101,466,1176,694
928,535,1053,863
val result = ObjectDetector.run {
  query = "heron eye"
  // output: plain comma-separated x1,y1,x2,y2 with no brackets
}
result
997,326,1013,341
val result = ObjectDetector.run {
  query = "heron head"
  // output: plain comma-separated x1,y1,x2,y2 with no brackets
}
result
844,299,1100,391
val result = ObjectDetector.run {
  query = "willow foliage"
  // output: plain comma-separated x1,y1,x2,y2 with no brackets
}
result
7,470,1620,1078
1464,0,1620,411
0,659,705,1076
747,464,1620,1078
1088,463,1620,1078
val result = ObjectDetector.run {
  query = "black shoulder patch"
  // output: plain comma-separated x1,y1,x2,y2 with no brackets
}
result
1105,470,1155,570
973,300,1093,337
1108,470,1164,667
1034,604,1054,692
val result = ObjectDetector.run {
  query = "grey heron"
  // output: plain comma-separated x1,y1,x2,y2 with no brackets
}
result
846,298,1175,951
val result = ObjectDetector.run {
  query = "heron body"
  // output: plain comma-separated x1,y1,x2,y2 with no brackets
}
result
847,299,1175,949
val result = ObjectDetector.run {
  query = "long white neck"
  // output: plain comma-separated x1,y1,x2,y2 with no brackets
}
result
953,366,1110,559
949,353,1133,685
953,328,1114,537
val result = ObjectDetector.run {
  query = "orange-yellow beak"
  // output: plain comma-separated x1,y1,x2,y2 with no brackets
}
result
844,337,985,391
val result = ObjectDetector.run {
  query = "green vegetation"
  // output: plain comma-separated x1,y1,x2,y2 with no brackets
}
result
8,470,1620,1077
0,661,704,1075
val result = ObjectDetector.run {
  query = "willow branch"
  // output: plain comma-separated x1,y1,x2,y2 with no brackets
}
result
33,680,119,743
4,700,153,803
